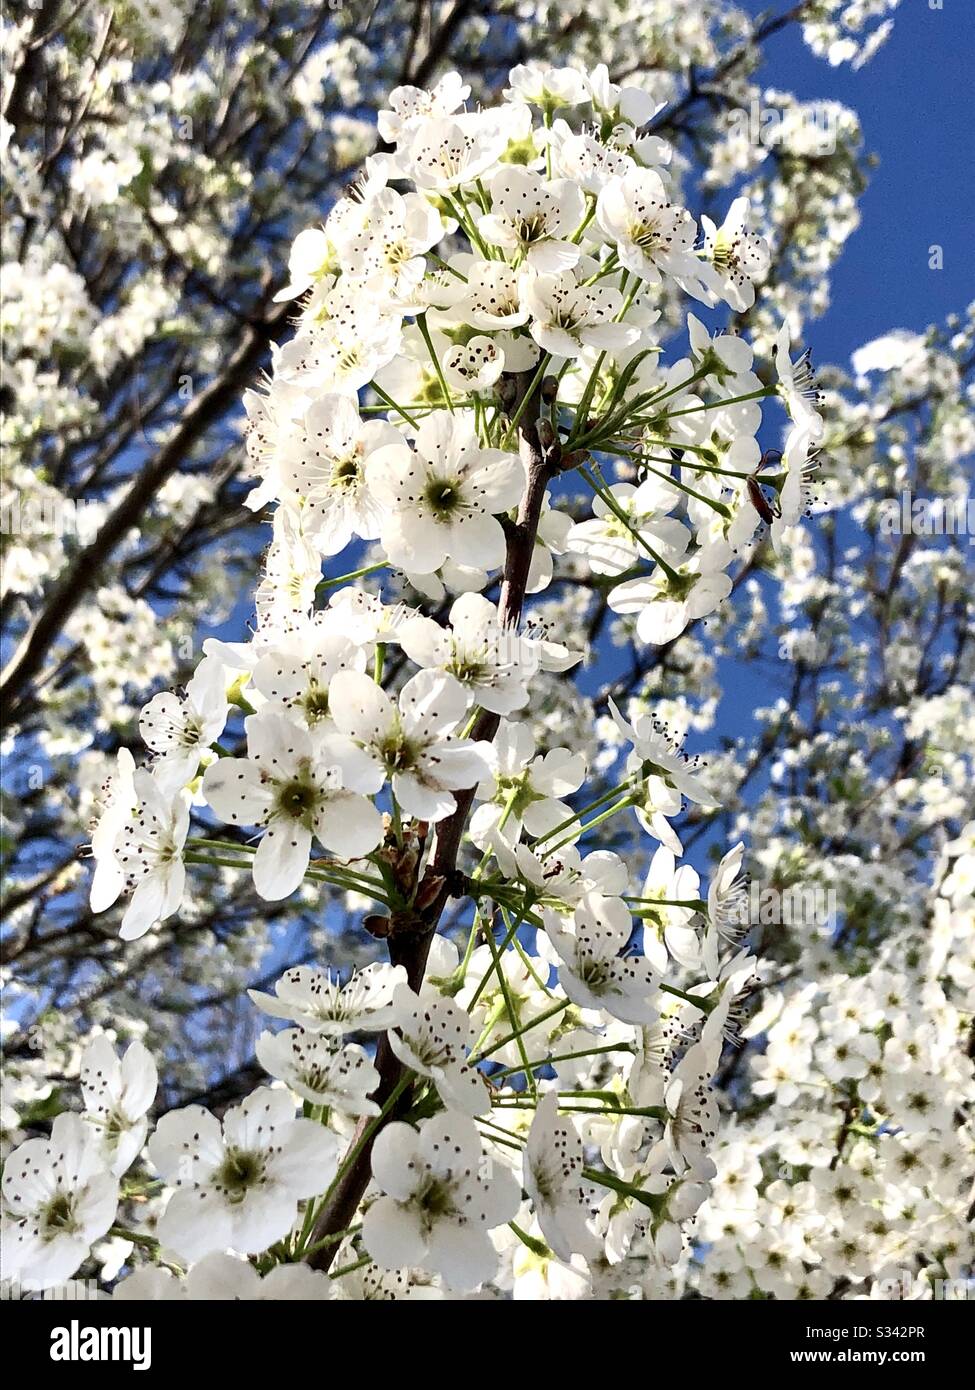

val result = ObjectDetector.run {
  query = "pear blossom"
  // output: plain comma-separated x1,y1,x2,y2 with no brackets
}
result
201,709,384,899
651,1040,720,1179
699,197,771,311
398,591,536,715
185,1253,332,1300
505,63,589,110
273,225,339,302
80,1035,158,1177
451,261,530,330
441,335,505,394
523,1093,598,1261
545,894,659,1025
339,186,444,299
149,1088,339,1261
325,668,492,822
377,72,471,145
386,985,486,1117
277,393,401,555
471,722,587,866
566,480,688,577
640,845,704,972
256,1029,381,1115
549,122,635,192
608,546,734,645
521,270,640,358
771,421,821,550
362,1113,520,1290
2,1113,120,1290
398,113,510,191
248,962,406,1036
113,768,191,940
366,411,524,573
595,169,697,287
513,842,628,908
586,62,662,129
250,622,365,727
275,290,402,395
139,656,229,786
88,747,137,914
774,325,825,440
610,699,718,809
478,166,585,272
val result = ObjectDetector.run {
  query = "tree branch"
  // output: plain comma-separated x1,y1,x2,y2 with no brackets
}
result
306,365,549,1269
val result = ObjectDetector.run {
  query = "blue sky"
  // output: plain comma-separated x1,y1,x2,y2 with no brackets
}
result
683,2,975,790
740,0,974,365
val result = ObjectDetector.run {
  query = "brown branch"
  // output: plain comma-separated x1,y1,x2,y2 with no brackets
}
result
306,365,551,1270
0,298,291,717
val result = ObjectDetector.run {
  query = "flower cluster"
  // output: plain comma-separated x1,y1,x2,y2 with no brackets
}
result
5,43,971,1307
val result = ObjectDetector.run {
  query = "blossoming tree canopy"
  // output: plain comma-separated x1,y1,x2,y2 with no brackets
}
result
3,16,972,1308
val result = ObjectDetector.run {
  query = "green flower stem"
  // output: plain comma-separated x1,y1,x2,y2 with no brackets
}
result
417,313,454,412
329,1254,373,1279
188,839,390,895
493,1098,668,1121
625,895,708,910
228,688,256,717
493,1041,635,1081
484,924,536,1098
510,927,554,997
544,796,635,856
469,782,522,884
534,775,645,847
184,841,393,906
581,1166,664,1211
509,1221,550,1258
389,792,404,848
184,850,254,872
570,199,597,245
317,560,388,595
569,350,607,445
659,981,714,1010
467,893,536,1010
501,354,552,448
448,904,487,993
580,249,618,284
656,385,774,418
638,462,732,518
427,251,467,280
110,1225,159,1250
637,363,709,407
189,836,255,855
295,1077,413,1257
469,997,571,1065
477,1117,525,1151
368,381,420,428
580,466,680,583
444,189,491,259
296,1215,360,1261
